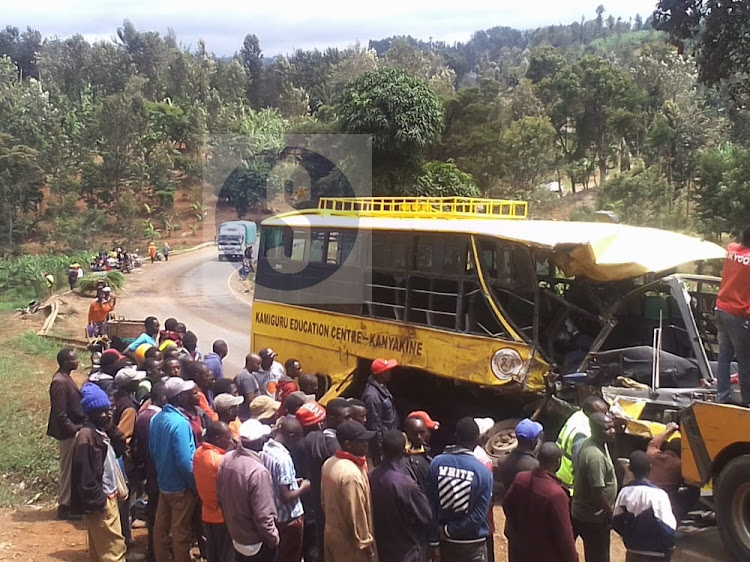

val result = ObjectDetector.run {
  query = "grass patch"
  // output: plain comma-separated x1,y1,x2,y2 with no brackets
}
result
0,329,87,507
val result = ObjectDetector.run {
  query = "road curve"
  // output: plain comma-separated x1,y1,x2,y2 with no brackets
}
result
117,246,251,375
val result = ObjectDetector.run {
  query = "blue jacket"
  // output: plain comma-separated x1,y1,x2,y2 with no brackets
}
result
613,480,677,557
361,376,398,462
426,446,493,545
149,404,196,493
203,352,224,380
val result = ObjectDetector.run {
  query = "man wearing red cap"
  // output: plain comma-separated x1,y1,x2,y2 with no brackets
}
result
361,358,399,466
402,411,440,493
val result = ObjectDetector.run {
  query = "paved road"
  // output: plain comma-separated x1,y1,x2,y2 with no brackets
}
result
118,245,251,376
116,245,734,562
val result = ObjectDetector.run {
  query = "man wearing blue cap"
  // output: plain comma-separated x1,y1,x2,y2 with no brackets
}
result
497,418,544,501
71,383,128,562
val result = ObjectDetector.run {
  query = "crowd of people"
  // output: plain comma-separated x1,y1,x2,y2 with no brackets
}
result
48,314,696,562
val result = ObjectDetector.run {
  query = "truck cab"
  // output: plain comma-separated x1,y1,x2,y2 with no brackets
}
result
218,220,257,261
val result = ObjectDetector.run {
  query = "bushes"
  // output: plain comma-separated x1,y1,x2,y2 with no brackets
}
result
0,251,94,301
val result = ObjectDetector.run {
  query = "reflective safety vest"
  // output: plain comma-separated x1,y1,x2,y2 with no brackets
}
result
555,409,591,488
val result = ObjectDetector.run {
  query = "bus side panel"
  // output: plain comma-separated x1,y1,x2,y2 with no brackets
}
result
681,402,750,486
251,300,547,393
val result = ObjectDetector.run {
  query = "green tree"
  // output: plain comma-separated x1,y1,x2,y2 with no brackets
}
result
497,116,557,194
240,34,264,108
413,160,481,197
336,67,444,195
597,165,676,228
0,134,44,246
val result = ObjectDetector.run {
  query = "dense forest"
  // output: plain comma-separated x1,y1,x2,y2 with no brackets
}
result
1,1,749,255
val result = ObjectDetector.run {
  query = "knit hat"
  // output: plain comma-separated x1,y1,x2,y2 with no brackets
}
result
81,382,112,414
295,401,327,427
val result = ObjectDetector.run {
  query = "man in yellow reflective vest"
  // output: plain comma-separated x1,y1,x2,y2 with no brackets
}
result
556,395,610,489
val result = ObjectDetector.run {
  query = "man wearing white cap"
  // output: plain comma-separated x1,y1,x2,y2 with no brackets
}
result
150,377,198,562
214,393,244,441
217,419,279,561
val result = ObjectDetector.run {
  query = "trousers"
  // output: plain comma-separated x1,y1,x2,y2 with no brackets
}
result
439,539,487,562
83,495,127,562
716,309,750,404
153,489,197,562
573,517,611,562
204,522,235,562
58,438,75,507
277,517,304,562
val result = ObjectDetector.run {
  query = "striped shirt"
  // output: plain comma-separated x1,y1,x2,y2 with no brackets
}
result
261,438,304,523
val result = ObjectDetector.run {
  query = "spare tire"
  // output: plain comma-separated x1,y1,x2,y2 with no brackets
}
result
483,418,522,464
715,454,750,561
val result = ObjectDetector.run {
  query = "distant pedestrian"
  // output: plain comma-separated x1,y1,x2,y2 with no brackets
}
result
426,417,493,562
504,442,578,562
262,417,310,562
235,353,263,420
47,348,85,521
498,418,543,499
250,395,281,426
715,225,750,405
295,400,339,562
149,377,199,562
148,242,157,263
320,420,378,562
163,241,171,262
214,393,244,442
370,430,432,562
346,398,368,425
68,265,79,291
556,395,610,490
71,384,128,562
204,340,228,381
257,348,285,396
194,422,235,562
572,413,618,562
217,419,279,562
131,382,167,562
613,451,677,562
361,358,399,465
276,359,302,406
125,317,160,361
402,411,439,493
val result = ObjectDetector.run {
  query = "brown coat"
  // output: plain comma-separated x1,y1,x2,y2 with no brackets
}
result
321,455,378,562
47,371,85,440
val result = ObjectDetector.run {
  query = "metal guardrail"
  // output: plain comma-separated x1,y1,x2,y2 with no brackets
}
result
318,197,528,220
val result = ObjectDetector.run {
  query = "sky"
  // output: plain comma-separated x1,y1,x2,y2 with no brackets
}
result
5,1,660,56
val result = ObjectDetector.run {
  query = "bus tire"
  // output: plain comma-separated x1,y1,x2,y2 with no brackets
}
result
484,418,522,464
716,454,750,560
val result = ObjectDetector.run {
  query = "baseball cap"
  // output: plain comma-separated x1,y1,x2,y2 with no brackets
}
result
371,358,397,375
295,401,327,427
515,418,544,441
259,348,276,360
114,366,146,387
474,417,495,437
407,410,440,430
214,393,243,412
337,420,376,442
239,419,272,442
250,395,281,421
164,377,196,399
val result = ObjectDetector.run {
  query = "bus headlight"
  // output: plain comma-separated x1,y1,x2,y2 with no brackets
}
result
491,348,523,382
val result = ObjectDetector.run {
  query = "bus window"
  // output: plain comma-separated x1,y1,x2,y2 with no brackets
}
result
373,233,409,270
308,231,325,262
263,226,289,259
414,237,433,272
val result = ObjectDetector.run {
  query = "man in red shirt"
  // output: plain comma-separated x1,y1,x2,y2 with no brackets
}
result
716,226,750,406
503,442,578,562
194,422,234,562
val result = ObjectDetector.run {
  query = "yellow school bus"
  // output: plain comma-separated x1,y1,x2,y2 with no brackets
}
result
250,197,724,447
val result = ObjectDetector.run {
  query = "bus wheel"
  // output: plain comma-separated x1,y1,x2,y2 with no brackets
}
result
716,454,750,560
484,418,521,464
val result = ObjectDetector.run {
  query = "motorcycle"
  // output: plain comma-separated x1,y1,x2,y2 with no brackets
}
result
131,250,143,268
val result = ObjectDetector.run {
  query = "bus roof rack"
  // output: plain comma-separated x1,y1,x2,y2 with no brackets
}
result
317,197,528,220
